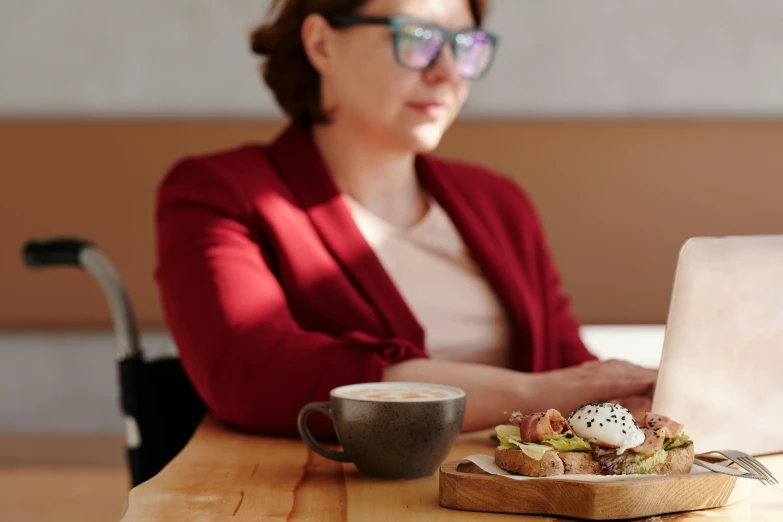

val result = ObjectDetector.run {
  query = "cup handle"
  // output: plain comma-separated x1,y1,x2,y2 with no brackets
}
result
297,402,352,463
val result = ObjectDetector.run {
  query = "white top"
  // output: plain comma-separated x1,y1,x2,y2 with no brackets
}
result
344,195,510,367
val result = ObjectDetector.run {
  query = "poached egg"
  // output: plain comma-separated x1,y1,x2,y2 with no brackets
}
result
567,402,645,454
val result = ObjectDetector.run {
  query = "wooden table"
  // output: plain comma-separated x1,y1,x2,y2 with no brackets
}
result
120,416,783,521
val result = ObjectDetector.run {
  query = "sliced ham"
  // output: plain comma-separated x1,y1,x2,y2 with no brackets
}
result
630,427,672,456
642,412,684,437
509,409,572,443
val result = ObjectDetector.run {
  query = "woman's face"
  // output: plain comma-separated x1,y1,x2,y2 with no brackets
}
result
311,0,476,153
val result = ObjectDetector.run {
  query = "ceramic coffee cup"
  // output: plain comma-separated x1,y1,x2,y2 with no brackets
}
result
297,382,466,479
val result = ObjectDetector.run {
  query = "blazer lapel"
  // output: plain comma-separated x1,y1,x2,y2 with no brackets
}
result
267,124,425,347
416,156,542,372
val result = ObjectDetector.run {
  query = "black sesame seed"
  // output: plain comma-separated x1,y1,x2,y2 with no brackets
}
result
578,416,581,419
622,430,626,434
622,416,626,420
600,423,604,427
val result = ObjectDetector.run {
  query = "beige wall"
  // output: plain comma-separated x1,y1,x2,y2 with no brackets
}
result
5,1,783,117
2,119,782,328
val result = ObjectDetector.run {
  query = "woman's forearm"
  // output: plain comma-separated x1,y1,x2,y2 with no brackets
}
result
382,358,657,432
382,358,543,432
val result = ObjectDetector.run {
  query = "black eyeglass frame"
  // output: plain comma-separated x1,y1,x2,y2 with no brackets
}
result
324,14,499,80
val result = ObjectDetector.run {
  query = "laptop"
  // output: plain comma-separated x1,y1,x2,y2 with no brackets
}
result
651,235,783,456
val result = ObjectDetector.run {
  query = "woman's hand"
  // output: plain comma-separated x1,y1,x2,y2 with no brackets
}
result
383,358,657,432
525,359,657,419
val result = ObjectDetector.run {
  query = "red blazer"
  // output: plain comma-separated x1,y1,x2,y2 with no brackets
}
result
155,124,595,437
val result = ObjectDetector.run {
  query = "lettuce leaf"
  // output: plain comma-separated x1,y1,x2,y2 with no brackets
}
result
494,425,552,460
663,433,691,451
630,449,668,474
541,433,592,452
495,424,521,443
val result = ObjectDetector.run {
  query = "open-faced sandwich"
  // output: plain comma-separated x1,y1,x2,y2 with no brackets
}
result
494,402,693,477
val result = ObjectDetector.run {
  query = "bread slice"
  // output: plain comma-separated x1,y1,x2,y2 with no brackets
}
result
648,443,695,475
494,447,600,477
494,443,694,477
560,450,604,475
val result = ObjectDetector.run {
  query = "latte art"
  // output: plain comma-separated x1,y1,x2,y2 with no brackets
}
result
341,387,458,401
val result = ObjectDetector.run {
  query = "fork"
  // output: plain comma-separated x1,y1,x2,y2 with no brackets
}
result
698,449,779,486
693,459,767,481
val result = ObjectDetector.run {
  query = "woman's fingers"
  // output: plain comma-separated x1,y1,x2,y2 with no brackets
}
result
606,379,655,400
610,395,652,422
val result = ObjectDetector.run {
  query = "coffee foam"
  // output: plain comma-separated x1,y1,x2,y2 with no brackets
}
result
333,383,463,402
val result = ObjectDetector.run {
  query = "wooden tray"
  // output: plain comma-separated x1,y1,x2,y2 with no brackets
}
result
439,460,750,520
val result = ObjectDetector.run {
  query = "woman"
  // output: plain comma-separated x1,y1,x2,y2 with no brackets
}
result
155,0,655,438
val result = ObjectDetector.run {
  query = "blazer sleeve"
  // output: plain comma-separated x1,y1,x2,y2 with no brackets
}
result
510,182,597,368
154,158,428,437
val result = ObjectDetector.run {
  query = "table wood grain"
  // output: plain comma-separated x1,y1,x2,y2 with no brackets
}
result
120,416,783,521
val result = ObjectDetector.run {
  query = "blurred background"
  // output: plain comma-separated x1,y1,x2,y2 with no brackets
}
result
2,0,783,520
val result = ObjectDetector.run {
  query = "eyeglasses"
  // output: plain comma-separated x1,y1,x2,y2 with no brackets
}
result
324,14,499,80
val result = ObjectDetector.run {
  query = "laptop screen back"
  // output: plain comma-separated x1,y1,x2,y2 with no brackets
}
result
652,235,783,456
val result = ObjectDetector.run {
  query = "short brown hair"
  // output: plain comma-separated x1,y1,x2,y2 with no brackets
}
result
250,0,487,127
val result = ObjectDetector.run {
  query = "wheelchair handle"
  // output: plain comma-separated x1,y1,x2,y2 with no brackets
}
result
23,238,93,268
21,237,141,359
